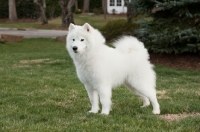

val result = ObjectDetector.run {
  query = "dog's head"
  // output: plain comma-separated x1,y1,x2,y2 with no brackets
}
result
67,23,90,54
66,23,105,56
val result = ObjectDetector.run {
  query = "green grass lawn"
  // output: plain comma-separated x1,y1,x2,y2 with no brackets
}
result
0,14,126,30
0,38,200,131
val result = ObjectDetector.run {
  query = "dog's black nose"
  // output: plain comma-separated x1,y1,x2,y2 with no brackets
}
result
72,46,78,51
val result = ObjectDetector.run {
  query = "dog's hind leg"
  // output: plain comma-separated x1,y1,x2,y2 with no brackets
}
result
136,88,160,114
125,82,160,114
85,85,99,113
137,92,150,108
125,83,150,108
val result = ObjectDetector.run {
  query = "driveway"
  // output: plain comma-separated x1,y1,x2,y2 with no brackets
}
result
0,28,68,38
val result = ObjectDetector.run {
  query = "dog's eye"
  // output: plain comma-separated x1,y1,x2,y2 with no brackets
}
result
81,39,84,41
72,39,75,41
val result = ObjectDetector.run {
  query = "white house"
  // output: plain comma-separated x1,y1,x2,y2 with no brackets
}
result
107,0,130,14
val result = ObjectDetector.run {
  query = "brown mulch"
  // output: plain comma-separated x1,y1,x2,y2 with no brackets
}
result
53,26,68,30
150,53,200,70
36,23,57,29
0,18,68,30
0,18,38,22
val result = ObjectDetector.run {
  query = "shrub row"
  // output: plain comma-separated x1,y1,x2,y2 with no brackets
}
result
101,19,200,54
101,19,139,41
136,21,200,54
0,0,37,18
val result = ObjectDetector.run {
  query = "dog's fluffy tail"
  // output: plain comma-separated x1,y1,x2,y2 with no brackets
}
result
113,36,149,59
113,36,145,52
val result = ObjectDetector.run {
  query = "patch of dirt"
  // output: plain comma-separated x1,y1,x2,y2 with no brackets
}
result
159,113,200,122
174,89,200,96
14,59,64,68
20,59,51,64
157,90,167,95
157,90,171,99
13,59,52,68
174,88,187,94
13,64,31,68
150,53,200,70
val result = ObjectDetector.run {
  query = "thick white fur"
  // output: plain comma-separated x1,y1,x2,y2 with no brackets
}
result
66,23,160,115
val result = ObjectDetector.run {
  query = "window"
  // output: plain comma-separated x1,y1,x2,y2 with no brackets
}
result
117,0,122,6
110,0,115,6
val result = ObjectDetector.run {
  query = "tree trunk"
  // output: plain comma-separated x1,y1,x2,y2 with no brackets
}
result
82,0,90,13
127,3,135,22
102,0,107,19
9,0,18,21
75,0,78,10
59,0,75,27
34,0,48,25
49,4,55,19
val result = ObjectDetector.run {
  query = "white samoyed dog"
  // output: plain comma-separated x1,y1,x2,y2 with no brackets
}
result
66,23,160,115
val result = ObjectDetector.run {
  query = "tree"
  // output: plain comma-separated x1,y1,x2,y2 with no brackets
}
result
130,0,200,54
9,0,18,21
82,0,90,13
126,1,135,22
75,0,78,10
59,0,76,27
102,0,107,19
34,0,48,25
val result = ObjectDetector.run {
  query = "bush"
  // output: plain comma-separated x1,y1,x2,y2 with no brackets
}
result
101,19,139,41
129,0,200,54
17,1,37,19
0,0,8,18
0,0,61,19
136,23,200,54
46,1,61,19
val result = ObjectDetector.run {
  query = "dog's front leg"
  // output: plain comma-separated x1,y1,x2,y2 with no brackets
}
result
85,85,99,113
98,87,112,115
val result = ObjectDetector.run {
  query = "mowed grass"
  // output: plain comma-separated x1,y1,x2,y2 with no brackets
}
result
0,39,200,131
0,14,126,30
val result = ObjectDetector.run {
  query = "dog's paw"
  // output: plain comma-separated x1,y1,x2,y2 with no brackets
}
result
140,103,150,108
88,109,98,114
101,109,110,115
140,99,150,108
152,109,160,115
101,112,109,115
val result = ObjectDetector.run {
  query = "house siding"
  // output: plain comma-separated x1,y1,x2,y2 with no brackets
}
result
107,0,128,14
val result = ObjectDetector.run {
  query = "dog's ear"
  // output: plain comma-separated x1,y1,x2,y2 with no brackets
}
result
68,23,75,32
83,23,91,33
